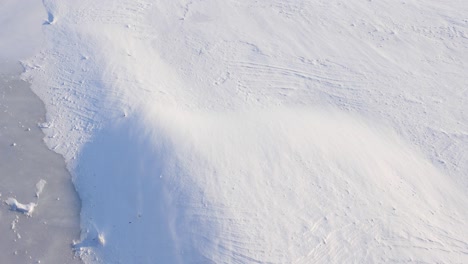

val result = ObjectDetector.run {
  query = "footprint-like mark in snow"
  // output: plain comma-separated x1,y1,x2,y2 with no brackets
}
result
42,0,57,25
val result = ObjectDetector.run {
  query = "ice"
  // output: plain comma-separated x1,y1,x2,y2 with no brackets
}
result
0,0,45,62
0,69,81,263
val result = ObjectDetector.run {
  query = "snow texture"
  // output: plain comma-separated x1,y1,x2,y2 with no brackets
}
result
22,0,468,263
5,198,36,216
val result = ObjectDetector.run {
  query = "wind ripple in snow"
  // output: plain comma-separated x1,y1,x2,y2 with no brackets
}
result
74,107,467,263
24,0,468,263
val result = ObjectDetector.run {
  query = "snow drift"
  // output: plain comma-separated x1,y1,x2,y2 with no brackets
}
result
74,107,467,263
23,0,468,263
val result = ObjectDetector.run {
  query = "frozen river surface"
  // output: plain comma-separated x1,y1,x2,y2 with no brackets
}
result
0,64,81,263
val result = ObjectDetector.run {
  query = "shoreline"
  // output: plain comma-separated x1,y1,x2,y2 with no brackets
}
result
0,62,82,263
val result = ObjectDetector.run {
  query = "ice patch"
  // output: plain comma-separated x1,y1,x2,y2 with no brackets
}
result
0,0,45,61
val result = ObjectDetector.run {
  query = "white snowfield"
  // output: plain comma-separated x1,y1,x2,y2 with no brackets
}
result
22,0,467,263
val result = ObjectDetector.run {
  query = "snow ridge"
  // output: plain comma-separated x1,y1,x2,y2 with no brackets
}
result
24,0,468,263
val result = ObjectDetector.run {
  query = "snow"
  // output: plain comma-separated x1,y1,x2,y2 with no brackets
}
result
4,179,46,215
35,179,47,198
20,0,468,263
5,198,37,216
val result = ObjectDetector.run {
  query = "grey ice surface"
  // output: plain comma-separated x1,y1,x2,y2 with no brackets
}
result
0,62,82,263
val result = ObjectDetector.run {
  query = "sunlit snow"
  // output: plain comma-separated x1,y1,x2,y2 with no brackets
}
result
6,0,468,263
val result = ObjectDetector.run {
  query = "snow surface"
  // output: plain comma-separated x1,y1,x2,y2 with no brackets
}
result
22,0,468,263
5,197,37,216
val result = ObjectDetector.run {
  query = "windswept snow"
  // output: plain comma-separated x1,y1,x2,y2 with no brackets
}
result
23,0,468,263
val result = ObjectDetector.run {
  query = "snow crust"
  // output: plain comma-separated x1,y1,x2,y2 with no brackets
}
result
23,0,468,263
